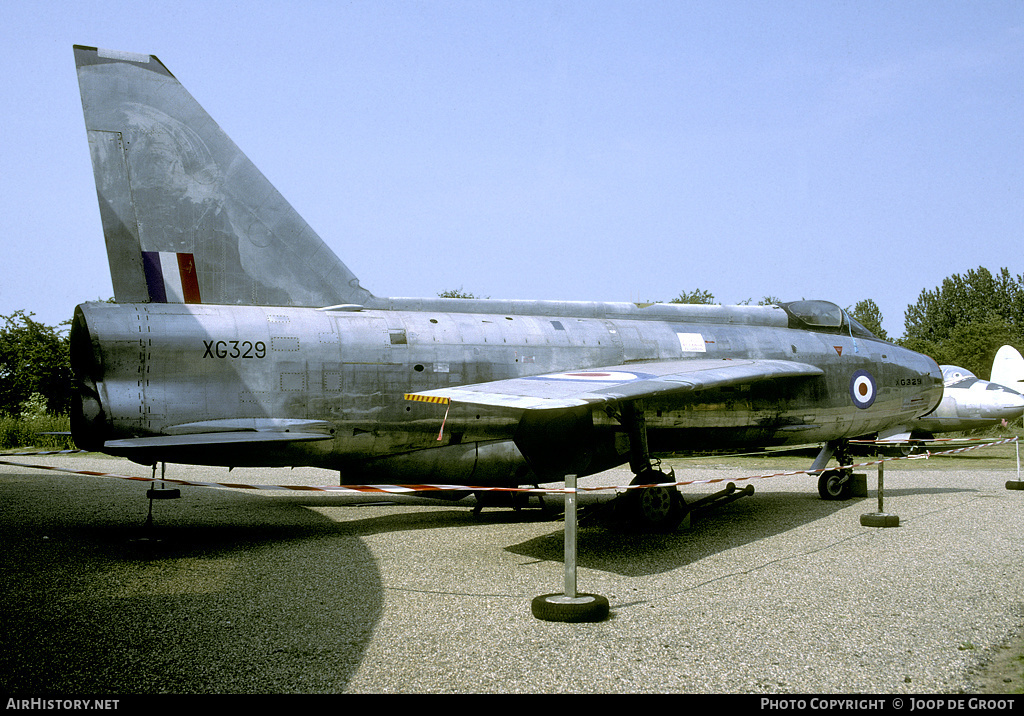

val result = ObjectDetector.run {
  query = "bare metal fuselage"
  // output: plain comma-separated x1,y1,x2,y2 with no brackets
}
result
71,298,942,484
67,46,945,490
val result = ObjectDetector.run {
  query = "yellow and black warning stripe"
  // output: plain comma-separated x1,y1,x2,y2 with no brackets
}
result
403,393,451,405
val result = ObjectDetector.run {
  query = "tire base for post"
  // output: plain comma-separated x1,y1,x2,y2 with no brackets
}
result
531,593,610,622
860,512,899,528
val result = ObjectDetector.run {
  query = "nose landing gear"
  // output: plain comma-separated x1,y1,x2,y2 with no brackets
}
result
813,440,855,501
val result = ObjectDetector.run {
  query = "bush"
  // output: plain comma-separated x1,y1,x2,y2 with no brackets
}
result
0,395,75,450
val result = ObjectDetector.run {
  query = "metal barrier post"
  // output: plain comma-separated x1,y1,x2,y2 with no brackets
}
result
861,461,899,527
563,473,578,598
530,474,609,622
1007,437,1024,490
877,461,885,514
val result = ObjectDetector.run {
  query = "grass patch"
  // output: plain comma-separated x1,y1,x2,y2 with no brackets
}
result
0,413,76,451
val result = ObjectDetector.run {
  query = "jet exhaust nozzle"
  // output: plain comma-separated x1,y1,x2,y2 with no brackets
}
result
69,305,108,452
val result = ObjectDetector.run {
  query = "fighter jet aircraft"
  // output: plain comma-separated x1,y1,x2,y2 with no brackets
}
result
69,46,944,526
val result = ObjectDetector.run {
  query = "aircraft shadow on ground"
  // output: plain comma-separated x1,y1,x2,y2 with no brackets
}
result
0,472,386,695
502,484,978,578
0,467,981,694
165,478,979,583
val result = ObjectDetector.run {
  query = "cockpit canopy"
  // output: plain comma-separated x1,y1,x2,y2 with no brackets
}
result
780,300,878,340
941,365,976,383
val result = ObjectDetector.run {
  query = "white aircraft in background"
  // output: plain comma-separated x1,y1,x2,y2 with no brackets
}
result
880,349,1024,450
913,364,1024,434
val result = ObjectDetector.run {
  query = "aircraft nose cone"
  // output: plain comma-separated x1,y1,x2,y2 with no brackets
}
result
1000,390,1024,412
988,387,1024,420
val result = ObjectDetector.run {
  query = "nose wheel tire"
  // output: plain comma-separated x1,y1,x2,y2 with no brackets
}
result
817,469,852,501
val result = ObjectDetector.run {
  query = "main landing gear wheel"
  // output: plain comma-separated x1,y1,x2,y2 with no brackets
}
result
817,469,853,501
629,469,686,530
639,485,680,525
531,593,610,623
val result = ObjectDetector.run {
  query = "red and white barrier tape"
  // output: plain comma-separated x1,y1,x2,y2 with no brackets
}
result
850,436,1014,444
0,437,1018,496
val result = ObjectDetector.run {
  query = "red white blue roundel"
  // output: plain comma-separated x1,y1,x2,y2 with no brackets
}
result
850,370,877,409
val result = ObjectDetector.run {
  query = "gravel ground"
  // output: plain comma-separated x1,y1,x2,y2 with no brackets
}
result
0,453,1022,694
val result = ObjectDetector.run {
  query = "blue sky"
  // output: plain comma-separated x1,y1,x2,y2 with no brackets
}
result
2,1,1022,338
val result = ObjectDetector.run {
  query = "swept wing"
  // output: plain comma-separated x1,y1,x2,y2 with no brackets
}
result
405,358,825,410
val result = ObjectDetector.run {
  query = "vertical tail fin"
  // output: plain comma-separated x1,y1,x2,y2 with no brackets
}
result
991,345,1024,393
74,45,372,307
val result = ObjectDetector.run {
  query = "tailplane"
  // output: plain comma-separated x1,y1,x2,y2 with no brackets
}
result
74,45,372,308
991,345,1024,393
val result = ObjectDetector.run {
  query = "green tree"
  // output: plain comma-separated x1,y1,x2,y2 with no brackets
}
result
670,289,716,305
438,287,481,299
849,299,889,342
900,267,1024,376
0,311,72,415
903,267,1024,344
944,317,1019,378
903,315,1018,379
